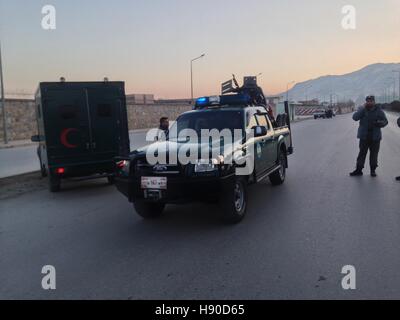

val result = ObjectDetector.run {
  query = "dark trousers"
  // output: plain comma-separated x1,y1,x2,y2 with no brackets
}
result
356,139,381,170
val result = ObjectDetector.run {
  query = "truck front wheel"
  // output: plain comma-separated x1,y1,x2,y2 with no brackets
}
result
220,177,248,224
134,201,165,219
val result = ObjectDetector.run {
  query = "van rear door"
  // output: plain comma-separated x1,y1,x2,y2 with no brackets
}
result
85,86,124,160
43,89,91,163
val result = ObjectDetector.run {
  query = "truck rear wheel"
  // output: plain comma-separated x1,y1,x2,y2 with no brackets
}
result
219,177,248,224
269,152,286,185
134,201,165,219
48,175,61,192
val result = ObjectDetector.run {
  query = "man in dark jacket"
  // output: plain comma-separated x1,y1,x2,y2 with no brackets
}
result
350,95,388,177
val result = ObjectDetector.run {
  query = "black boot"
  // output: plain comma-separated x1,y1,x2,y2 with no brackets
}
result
350,168,363,176
370,169,377,177
396,176,400,181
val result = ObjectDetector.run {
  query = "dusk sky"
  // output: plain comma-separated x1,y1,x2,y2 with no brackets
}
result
0,0,399,98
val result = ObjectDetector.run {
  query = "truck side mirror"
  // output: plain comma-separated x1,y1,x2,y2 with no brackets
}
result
31,135,40,142
253,126,267,137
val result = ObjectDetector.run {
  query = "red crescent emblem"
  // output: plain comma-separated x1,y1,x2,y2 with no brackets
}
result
60,128,79,148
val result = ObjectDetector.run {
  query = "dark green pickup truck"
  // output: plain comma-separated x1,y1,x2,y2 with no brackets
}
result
115,94,293,224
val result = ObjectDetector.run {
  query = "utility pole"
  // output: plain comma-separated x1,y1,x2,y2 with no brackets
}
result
190,53,205,104
0,40,8,144
393,70,400,101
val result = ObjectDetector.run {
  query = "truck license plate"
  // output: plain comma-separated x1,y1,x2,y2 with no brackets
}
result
141,177,167,190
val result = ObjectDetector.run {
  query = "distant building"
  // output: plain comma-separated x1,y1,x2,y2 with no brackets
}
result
298,99,320,106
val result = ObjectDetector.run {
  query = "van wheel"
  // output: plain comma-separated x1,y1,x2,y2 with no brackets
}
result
269,152,286,185
107,176,115,184
41,165,48,178
134,201,165,219
220,177,248,224
49,175,61,192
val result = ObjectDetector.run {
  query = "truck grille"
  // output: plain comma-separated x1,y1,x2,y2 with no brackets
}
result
135,159,181,176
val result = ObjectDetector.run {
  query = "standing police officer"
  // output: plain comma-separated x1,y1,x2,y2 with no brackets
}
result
350,95,388,177
397,116,400,181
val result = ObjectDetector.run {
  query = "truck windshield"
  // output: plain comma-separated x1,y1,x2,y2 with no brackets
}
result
168,110,243,141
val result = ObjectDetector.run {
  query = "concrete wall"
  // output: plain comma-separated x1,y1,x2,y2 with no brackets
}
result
0,99,37,141
0,99,192,142
126,103,191,130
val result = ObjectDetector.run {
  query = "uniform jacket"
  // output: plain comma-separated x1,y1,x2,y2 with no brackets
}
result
352,105,388,141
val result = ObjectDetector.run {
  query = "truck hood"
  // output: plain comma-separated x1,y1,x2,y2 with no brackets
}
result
132,139,239,162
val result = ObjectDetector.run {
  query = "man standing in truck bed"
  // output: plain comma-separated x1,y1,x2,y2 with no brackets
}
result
350,95,388,177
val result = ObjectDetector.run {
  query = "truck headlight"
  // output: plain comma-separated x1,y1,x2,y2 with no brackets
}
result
194,160,215,173
194,156,224,173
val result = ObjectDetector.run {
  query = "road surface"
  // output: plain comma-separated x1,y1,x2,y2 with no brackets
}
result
1,113,400,299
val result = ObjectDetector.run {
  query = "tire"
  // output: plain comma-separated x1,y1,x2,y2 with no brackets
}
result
37,148,47,178
219,177,248,224
48,174,61,192
41,164,47,178
134,201,165,219
107,175,115,185
269,152,286,185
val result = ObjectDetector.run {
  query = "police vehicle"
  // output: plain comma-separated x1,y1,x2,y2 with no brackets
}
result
31,79,130,192
114,76,293,223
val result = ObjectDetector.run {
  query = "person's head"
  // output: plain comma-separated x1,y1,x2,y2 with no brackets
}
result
159,117,169,130
365,95,375,109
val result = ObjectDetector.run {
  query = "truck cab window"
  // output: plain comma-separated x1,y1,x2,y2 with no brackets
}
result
255,114,269,130
247,113,258,129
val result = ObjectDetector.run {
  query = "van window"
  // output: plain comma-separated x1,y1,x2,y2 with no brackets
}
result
60,105,78,119
98,104,112,117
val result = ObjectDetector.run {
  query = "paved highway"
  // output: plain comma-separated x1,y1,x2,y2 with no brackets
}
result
1,113,400,299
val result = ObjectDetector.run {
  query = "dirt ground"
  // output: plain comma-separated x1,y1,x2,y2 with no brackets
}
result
0,171,47,200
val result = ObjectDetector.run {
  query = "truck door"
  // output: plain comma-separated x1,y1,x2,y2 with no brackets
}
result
43,90,91,162
85,87,123,160
265,115,278,167
247,112,267,176
254,113,276,170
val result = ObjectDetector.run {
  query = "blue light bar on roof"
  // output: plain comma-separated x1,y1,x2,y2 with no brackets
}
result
194,94,252,109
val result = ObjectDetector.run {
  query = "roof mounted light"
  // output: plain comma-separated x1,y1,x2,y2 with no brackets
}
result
195,94,252,109
104,77,109,82
208,96,220,105
60,77,66,83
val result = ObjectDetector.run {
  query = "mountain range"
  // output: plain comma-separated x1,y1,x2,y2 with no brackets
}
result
281,63,400,105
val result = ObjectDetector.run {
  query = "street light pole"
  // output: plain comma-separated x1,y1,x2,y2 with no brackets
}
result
0,40,8,144
190,53,205,103
305,85,312,102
